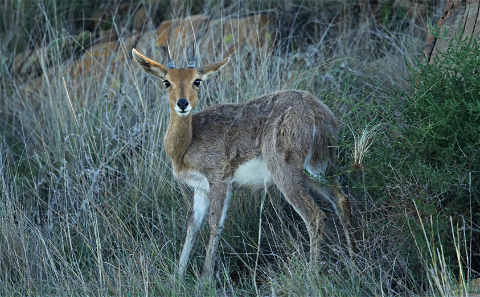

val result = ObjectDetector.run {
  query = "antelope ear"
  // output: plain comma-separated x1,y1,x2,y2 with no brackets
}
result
197,57,229,80
132,48,168,79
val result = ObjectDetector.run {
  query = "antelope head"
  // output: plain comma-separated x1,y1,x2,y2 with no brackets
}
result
132,44,229,117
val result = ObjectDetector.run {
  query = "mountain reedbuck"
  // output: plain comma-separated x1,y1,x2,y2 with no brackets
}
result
132,45,353,281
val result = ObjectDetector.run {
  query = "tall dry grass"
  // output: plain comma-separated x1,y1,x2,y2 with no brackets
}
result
2,0,475,296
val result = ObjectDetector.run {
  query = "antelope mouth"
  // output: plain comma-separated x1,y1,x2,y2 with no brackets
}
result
174,108,192,116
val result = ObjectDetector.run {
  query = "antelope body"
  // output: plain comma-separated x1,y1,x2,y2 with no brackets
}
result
132,46,352,281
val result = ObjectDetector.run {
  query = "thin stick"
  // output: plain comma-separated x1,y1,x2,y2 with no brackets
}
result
63,77,79,127
253,182,268,296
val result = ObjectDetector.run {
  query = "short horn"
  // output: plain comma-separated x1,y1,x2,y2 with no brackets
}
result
166,42,176,69
187,43,196,68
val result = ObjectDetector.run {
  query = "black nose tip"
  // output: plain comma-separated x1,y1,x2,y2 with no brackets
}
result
177,99,189,111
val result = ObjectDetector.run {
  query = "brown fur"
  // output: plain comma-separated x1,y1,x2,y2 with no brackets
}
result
187,90,337,178
132,48,353,282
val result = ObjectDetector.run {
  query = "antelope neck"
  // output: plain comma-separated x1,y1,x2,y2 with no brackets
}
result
164,111,193,171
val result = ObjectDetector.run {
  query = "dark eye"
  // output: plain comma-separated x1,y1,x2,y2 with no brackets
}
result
163,80,171,88
193,78,202,87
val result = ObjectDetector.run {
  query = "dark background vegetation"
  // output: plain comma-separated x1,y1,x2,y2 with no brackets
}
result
1,0,479,296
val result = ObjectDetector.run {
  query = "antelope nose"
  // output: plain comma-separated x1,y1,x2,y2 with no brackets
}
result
177,99,189,111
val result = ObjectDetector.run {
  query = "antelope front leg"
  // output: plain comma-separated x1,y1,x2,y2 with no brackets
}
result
202,182,233,282
178,188,210,278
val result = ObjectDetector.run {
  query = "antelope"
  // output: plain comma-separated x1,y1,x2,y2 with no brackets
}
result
131,44,353,281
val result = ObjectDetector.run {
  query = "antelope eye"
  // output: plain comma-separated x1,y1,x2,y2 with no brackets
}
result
163,80,171,88
193,79,202,87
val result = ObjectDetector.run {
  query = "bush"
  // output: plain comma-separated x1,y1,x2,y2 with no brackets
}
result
405,35,480,168
342,32,480,280
402,33,480,224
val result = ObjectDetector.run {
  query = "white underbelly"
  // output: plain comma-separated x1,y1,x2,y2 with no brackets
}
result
232,156,273,191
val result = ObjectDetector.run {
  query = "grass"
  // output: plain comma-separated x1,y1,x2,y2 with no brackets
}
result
1,0,477,296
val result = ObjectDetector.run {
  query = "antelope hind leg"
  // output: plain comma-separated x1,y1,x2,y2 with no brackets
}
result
266,157,327,264
309,178,355,255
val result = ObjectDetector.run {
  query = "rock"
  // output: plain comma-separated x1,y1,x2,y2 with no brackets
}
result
68,41,118,82
136,31,163,59
169,15,209,50
134,5,158,32
12,49,44,81
98,29,119,43
134,6,148,30
424,0,480,63
472,277,480,292
66,34,138,100
11,31,92,82
156,20,173,47
14,12,280,107
224,15,276,55
394,0,429,22
198,18,230,65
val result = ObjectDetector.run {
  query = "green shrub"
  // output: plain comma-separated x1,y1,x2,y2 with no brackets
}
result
401,34,480,223
341,33,480,281
405,37,480,167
